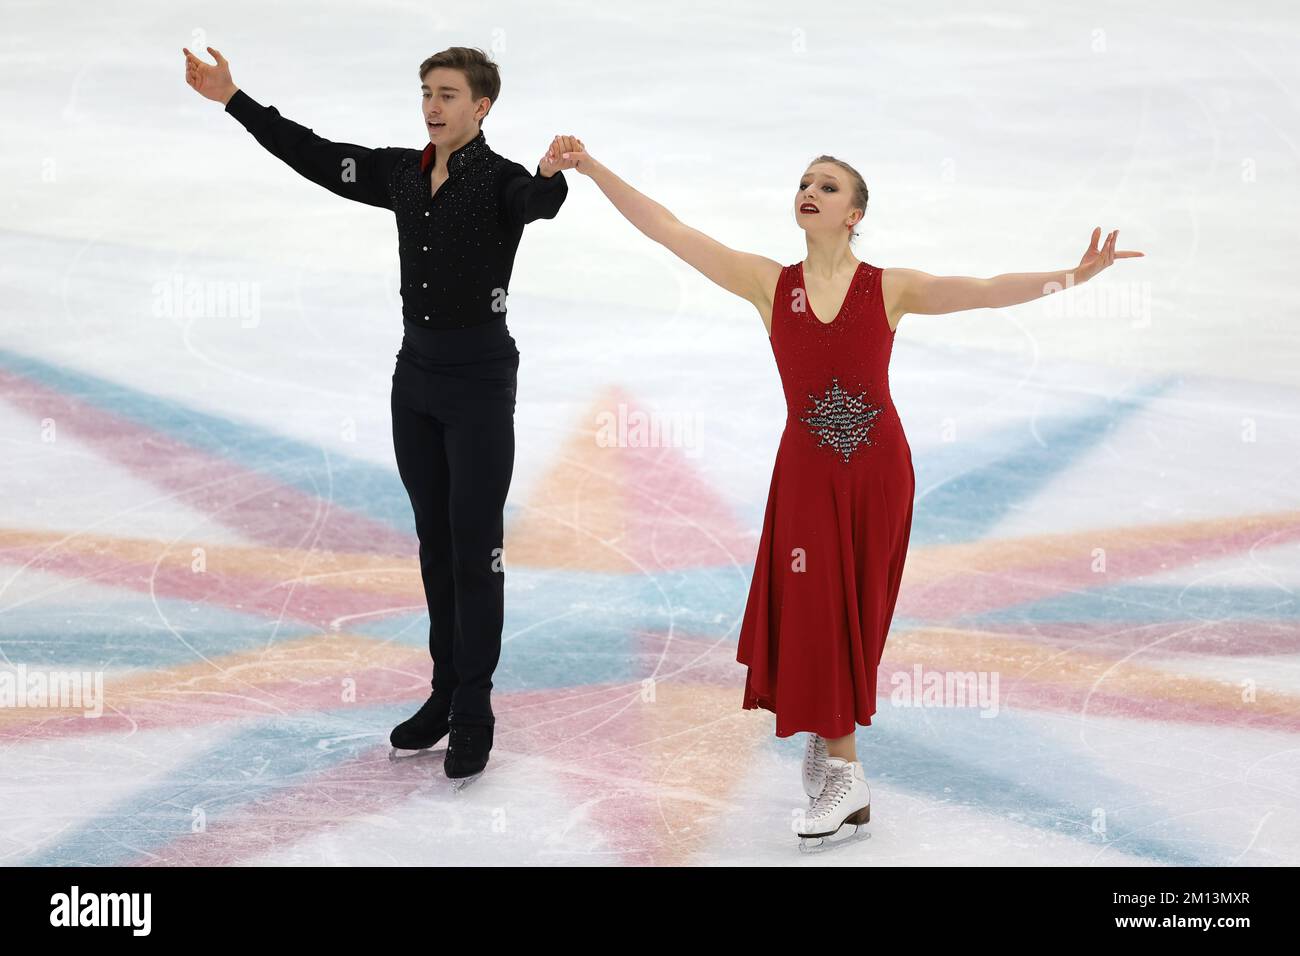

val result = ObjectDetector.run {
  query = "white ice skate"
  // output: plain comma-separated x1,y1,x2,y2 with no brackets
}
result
795,757,871,851
802,733,829,804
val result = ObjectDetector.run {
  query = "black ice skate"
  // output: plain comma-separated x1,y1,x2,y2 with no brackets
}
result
444,722,493,788
388,693,451,760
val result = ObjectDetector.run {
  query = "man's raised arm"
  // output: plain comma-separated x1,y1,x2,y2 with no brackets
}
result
185,45,397,210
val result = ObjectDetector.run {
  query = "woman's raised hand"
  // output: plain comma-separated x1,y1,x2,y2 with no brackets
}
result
1076,226,1144,281
182,46,238,105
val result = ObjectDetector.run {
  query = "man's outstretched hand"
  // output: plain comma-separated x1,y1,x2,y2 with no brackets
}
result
183,46,238,105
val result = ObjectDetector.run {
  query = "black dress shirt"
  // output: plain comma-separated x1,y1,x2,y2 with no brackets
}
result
223,88,568,329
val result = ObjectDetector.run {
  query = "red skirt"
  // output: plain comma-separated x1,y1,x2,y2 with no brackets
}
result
736,419,915,738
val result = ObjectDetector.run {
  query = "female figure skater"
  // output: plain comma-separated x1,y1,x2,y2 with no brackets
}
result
560,140,1143,844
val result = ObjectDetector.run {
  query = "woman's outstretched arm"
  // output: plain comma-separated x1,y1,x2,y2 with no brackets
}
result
886,227,1145,321
563,143,783,329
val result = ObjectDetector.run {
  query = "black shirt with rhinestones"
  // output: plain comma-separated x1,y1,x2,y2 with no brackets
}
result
224,88,568,330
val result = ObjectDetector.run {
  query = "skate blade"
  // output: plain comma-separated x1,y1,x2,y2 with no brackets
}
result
448,771,484,792
388,746,441,761
796,804,871,852
798,823,870,854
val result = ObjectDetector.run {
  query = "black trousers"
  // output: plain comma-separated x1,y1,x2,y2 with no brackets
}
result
390,316,519,728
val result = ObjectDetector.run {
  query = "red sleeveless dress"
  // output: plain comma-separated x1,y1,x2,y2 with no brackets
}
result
737,260,915,739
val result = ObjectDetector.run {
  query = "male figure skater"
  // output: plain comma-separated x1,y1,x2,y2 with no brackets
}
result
183,45,578,782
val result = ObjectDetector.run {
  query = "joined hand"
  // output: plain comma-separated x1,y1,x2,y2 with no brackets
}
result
541,135,588,176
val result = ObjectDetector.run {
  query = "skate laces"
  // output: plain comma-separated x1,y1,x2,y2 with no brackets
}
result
810,762,854,817
805,734,828,777
814,738,828,773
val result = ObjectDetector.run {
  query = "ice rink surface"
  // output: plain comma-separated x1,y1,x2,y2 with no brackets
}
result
2,1,1299,865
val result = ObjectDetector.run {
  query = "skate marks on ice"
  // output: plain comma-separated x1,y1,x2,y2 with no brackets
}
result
5,325,1300,863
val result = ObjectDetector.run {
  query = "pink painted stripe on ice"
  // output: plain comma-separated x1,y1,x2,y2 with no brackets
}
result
0,367,414,554
896,519,1300,621
0,542,419,632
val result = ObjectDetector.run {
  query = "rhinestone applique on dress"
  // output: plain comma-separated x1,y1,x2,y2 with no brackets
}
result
799,377,884,462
